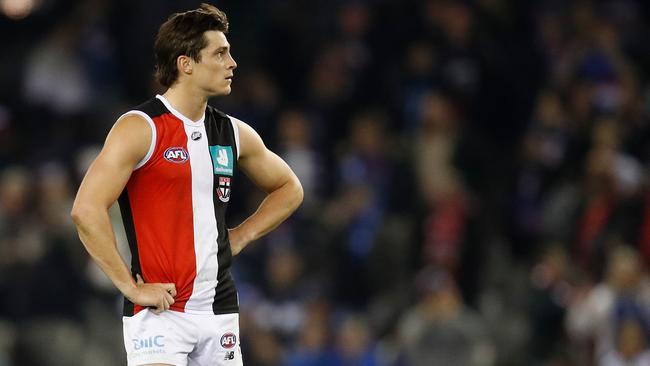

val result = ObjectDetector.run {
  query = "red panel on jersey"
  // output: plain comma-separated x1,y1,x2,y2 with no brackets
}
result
126,113,196,313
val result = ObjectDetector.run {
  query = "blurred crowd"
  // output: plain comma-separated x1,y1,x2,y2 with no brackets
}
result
2,0,650,365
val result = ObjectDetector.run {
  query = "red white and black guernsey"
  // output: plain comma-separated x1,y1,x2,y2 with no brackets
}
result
117,94,240,316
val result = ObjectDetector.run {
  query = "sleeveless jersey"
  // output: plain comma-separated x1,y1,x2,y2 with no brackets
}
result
118,94,240,316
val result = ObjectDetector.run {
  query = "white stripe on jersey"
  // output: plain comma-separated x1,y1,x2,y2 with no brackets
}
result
183,121,220,313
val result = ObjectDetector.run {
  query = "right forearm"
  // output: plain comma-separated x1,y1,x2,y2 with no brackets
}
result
71,205,136,298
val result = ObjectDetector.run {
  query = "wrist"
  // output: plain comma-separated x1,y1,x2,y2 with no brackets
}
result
231,225,255,246
119,280,138,300
241,229,256,246
229,226,255,253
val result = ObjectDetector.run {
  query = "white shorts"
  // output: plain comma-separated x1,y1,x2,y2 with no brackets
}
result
123,309,243,366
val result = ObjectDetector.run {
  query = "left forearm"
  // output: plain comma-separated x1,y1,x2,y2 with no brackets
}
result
230,176,303,254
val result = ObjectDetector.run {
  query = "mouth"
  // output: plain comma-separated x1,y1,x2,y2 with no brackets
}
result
225,75,234,81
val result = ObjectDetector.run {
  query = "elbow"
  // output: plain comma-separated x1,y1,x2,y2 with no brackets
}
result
70,204,85,226
292,175,304,209
70,201,94,226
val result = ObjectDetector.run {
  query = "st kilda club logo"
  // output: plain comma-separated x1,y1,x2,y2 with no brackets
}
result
163,147,189,163
217,177,231,202
220,332,237,349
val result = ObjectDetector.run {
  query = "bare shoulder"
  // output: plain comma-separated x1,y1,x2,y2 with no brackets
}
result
110,113,152,139
101,112,153,167
74,112,154,207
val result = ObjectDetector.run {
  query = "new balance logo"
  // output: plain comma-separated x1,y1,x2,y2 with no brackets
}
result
224,351,235,360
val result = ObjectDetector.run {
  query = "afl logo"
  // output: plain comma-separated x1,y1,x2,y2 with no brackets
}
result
164,147,189,163
220,333,237,349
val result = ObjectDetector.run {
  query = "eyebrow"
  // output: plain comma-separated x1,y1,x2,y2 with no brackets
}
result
213,46,229,55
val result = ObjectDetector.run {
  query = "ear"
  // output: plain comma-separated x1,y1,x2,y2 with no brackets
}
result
176,55,193,76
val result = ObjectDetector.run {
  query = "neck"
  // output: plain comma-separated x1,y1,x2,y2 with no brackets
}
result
162,84,209,122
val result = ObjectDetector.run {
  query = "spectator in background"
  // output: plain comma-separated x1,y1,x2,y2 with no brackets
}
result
511,90,571,260
567,245,650,365
335,1,372,100
0,167,44,320
0,166,33,233
285,302,336,366
21,0,119,157
240,324,283,366
36,163,75,238
30,163,87,319
22,18,92,116
331,314,378,366
421,0,480,109
0,107,15,168
325,109,393,306
411,90,485,305
401,40,437,132
0,320,13,366
277,109,322,210
398,268,494,366
0,164,99,364
527,245,572,364
253,247,309,346
637,174,650,268
236,245,313,364
600,315,650,366
414,91,469,274
573,118,642,277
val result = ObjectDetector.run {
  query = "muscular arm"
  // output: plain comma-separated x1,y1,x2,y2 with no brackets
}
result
229,120,304,255
71,115,175,312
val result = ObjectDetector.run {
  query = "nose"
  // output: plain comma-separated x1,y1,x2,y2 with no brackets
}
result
228,53,237,70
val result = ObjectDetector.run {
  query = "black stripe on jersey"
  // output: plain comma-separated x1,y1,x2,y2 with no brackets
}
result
118,190,142,316
213,272,239,314
134,97,169,119
205,106,239,314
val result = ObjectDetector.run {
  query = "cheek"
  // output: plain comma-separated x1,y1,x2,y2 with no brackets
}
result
207,63,226,76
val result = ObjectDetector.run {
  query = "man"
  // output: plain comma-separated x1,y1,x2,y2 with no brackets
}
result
71,4,303,366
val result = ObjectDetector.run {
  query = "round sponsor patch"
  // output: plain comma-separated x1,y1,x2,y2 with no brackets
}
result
220,332,237,349
163,147,189,163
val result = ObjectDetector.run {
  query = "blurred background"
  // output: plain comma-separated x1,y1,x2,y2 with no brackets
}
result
1,0,650,365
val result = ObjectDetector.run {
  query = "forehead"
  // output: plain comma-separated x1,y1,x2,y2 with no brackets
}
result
203,30,229,50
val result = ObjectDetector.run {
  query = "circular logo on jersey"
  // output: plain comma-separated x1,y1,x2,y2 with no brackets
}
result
163,147,189,163
191,131,202,141
220,333,237,349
